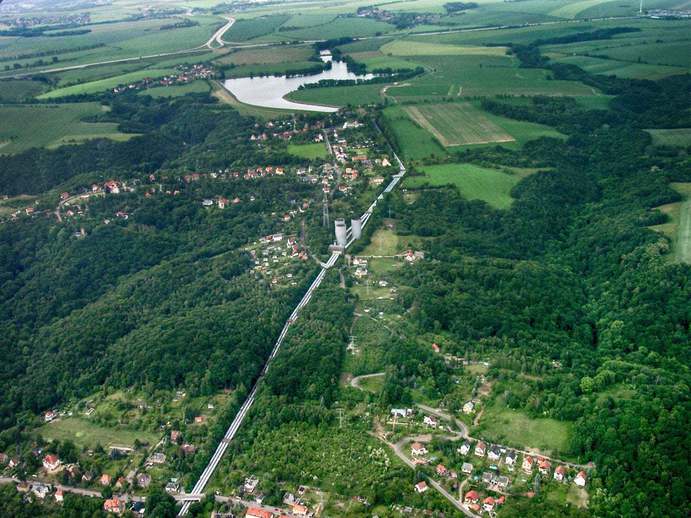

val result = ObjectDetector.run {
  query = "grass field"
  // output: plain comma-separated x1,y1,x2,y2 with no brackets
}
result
360,228,402,256
380,40,508,57
216,45,314,66
38,68,179,99
287,142,328,160
0,103,132,154
383,105,446,160
286,82,388,108
0,79,46,101
39,417,159,449
649,183,691,264
140,80,210,98
406,163,539,209
646,128,691,148
476,400,573,456
224,14,291,42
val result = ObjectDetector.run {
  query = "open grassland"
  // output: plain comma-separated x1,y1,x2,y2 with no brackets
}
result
0,79,46,101
286,82,388,108
347,51,420,71
406,163,539,209
360,228,403,256
140,80,210,98
224,14,291,42
39,417,159,449
476,399,573,456
549,54,683,80
649,183,691,264
216,46,314,66
383,105,446,160
287,142,329,160
405,102,514,146
0,103,132,154
380,40,509,56
646,128,691,148
260,17,397,42
38,67,178,99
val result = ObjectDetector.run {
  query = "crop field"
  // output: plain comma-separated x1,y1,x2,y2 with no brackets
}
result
224,14,291,42
476,399,573,456
287,142,329,160
405,163,538,209
260,17,397,42
39,417,159,449
38,67,178,99
382,105,447,161
380,40,509,57
405,102,514,146
141,80,210,98
0,79,46,101
646,128,691,148
0,103,132,154
549,54,684,80
217,46,314,66
347,51,420,71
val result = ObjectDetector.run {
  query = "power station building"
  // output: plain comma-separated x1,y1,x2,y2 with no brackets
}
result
351,218,362,240
334,219,347,247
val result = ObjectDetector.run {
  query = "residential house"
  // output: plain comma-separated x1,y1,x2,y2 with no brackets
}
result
539,459,552,475
488,445,501,462
431,343,440,353
100,473,112,486
462,401,474,414
55,489,64,502
505,450,517,468
170,430,181,443
496,475,510,490
42,454,61,472
436,464,449,477
458,442,471,456
522,456,534,474
474,441,486,457
245,507,273,518
291,503,308,516
423,415,438,428
411,442,428,456
414,481,428,493
0,452,7,465
165,481,180,494
130,502,145,516
44,410,57,422
482,471,494,485
147,452,166,465
31,483,51,499
462,462,473,475
244,475,260,493
574,471,587,487
103,498,122,514
137,473,151,488
554,465,567,482
464,490,480,504
391,408,412,418
483,497,495,513
181,444,196,455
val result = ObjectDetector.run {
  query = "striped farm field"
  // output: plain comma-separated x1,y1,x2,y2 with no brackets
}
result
405,102,514,146
380,40,508,56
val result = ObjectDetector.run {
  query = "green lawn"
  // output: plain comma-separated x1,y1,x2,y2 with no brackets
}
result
0,103,132,154
287,142,328,160
476,400,573,456
406,163,539,209
357,373,385,393
39,417,159,449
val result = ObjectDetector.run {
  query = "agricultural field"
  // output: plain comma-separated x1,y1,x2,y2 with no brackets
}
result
380,40,509,57
287,142,329,160
475,399,573,457
286,82,388,108
140,80,210,98
39,417,159,449
646,128,691,148
258,16,397,42
649,183,691,264
223,14,291,42
406,163,540,209
216,46,315,66
360,228,404,256
0,103,133,154
0,79,46,101
383,105,446,160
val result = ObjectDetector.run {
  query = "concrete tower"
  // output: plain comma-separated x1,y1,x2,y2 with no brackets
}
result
351,218,362,240
334,219,347,247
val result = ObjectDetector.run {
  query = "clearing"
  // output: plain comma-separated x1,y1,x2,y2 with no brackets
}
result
646,128,691,148
287,142,329,160
649,183,691,264
39,417,159,449
360,228,403,256
406,163,540,209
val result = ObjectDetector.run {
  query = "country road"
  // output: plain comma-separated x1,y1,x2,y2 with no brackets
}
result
349,372,385,390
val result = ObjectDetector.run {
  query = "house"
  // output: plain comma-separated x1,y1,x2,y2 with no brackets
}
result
165,481,180,494
423,415,438,428
100,473,112,486
291,503,308,516
574,471,587,487
218,197,229,209
474,441,486,457
202,199,214,207
522,456,534,474
170,430,181,443
44,410,57,422
482,471,494,485
104,498,122,514
436,464,448,477
31,483,51,499
462,462,473,475
505,450,517,468
245,507,273,518
181,444,196,455
411,442,428,456
55,489,64,502
244,475,259,493
391,408,412,418
431,343,440,353
137,473,151,488
496,475,510,490
554,465,567,482
42,454,61,472
458,442,471,456
0,453,7,465
483,496,495,513
414,481,428,493
147,452,166,465
464,490,480,504
539,459,552,475
488,445,501,462
462,401,475,414
130,501,145,516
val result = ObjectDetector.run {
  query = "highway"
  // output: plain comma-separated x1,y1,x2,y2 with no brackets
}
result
178,148,405,516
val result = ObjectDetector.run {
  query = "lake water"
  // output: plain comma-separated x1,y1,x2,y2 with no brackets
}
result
222,58,375,113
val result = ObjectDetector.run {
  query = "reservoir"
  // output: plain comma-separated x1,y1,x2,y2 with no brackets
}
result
222,58,375,113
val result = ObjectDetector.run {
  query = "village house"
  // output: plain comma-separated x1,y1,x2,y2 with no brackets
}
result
522,456,534,474
436,464,448,477
574,471,587,487
103,497,122,514
474,441,486,457
147,452,166,465
414,481,428,493
170,430,181,443
44,410,57,422
31,483,51,499
181,443,196,455
554,465,567,482
246,507,273,518
42,454,61,472
55,488,64,502
462,401,474,414
431,343,440,353
496,475,510,490
505,450,517,468
194,415,206,424
462,462,473,475
539,459,552,475
423,415,438,428
137,472,151,488
488,445,501,462
482,471,494,485
165,480,180,494
100,473,112,486
291,503,308,516
410,442,428,456
390,408,412,418
458,442,471,456
483,496,496,513
464,490,480,505
244,475,260,493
